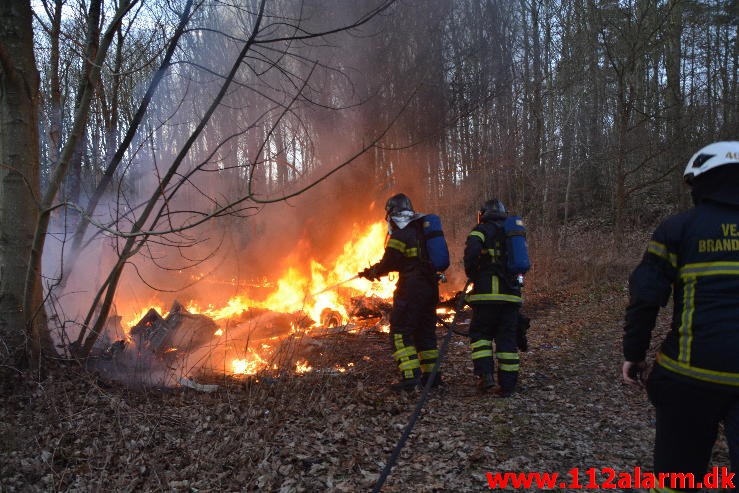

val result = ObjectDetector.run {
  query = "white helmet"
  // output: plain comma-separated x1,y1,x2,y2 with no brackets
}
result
684,141,739,183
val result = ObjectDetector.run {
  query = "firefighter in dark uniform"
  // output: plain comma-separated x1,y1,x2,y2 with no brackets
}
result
464,199,522,397
623,141,739,490
359,193,441,391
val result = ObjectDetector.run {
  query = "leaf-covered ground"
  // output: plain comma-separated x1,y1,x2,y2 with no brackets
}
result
1,286,730,492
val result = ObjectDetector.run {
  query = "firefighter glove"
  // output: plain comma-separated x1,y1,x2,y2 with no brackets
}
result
359,266,380,281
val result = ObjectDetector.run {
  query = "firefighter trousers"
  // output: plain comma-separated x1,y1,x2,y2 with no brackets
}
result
468,303,520,391
389,276,439,381
647,365,739,492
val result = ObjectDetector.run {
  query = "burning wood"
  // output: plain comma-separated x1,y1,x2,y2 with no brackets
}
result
129,301,217,357
229,306,313,340
348,295,392,319
96,221,404,376
93,285,400,385
97,300,331,366
320,308,343,328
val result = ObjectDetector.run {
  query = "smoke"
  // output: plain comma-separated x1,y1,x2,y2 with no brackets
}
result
43,0,453,368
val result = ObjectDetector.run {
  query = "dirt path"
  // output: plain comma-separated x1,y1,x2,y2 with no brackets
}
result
0,288,730,492
369,288,657,491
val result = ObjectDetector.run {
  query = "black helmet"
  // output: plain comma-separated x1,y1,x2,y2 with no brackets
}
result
385,193,414,216
479,199,507,222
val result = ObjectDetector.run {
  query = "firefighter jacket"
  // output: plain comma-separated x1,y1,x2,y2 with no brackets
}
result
369,218,435,282
464,220,522,305
624,199,739,390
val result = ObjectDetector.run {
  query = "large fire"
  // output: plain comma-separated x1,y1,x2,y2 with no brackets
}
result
119,221,397,376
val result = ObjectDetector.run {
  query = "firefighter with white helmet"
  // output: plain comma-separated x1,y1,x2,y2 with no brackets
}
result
623,141,739,489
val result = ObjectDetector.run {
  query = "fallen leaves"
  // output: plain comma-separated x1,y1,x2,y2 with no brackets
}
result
0,287,730,491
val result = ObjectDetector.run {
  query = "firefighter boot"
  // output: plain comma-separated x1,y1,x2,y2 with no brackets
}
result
491,385,513,398
389,368,421,392
477,373,495,390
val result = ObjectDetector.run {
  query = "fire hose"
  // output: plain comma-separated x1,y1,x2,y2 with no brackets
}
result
308,275,360,298
371,280,471,493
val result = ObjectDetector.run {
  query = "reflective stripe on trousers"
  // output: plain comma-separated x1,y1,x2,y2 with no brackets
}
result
497,351,520,372
393,333,420,380
470,339,494,375
418,349,439,374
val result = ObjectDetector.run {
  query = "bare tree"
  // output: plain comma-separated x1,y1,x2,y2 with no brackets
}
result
2,0,404,370
0,0,46,368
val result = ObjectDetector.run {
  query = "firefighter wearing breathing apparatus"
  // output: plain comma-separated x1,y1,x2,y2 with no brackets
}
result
464,199,522,397
623,141,739,490
358,193,441,391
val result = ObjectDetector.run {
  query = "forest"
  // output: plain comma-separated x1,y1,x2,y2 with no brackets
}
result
0,0,737,491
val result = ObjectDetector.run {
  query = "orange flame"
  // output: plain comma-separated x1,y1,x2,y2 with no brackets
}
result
124,221,393,326
232,357,264,375
295,360,312,373
123,221,396,375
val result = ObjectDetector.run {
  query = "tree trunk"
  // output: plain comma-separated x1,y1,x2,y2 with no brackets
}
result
47,0,63,172
614,74,629,236
0,0,49,368
666,0,687,209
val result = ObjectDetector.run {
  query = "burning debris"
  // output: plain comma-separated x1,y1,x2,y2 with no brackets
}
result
229,306,313,339
96,301,307,357
129,301,217,358
90,292,397,387
320,308,343,328
348,295,392,320
86,221,456,387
